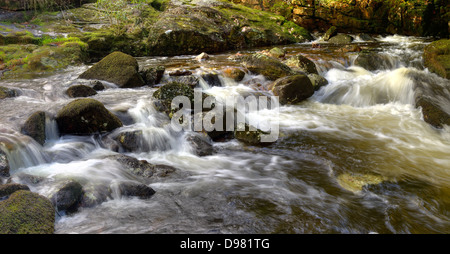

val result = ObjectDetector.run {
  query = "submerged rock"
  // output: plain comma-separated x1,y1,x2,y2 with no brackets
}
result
49,180,84,213
56,98,123,135
239,53,295,80
354,51,395,71
0,190,55,234
21,111,47,145
0,86,18,99
79,51,145,88
110,154,177,179
66,84,97,98
337,172,385,193
271,74,315,105
423,39,450,79
114,181,156,199
285,54,318,74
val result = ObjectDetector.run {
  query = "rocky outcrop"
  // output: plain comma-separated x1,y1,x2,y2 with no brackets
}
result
79,52,145,88
0,190,55,234
423,39,450,79
230,0,449,38
56,98,123,135
271,74,315,105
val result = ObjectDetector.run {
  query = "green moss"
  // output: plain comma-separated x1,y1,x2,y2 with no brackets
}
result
423,39,450,79
0,190,55,234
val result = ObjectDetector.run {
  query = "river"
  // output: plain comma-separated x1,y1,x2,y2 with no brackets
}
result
1,35,449,234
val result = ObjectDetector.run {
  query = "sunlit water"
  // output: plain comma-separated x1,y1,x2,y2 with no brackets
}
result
1,35,449,234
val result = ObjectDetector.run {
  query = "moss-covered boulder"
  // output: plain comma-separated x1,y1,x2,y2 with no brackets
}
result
0,183,30,198
323,26,337,41
307,73,329,91
152,82,196,116
21,111,47,146
0,190,55,234
284,54,318,74
0,86,18,99
79,51,145,88
328,34,354,44
66,84,97,98
268,47,287,58
239,53,295,80
56,98,123,135
423,39,450,79
272,74,314,105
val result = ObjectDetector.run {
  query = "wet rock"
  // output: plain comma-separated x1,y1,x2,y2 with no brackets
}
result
56,98,123,135
272,74,315,105
79,51,145,88
110,154,177,179
116,130,145,152
354,51,395,71
49,180,84,212
80,184,111,208
268,47,286,58
13,173,46,185
168,69,192,76
0,149,10,177
323,26,337,41
195,106,237,141
115,181,155,199
222,67,246,82
100,134,120,152
423,39,450,79
328,34,354,44
21,111,47,145
416,97,450,128
307,73,329,91
0,183,30,198
0,86,18,99
166,75,200,88
336,44,362,53
91,81,106,91
284,54,318,74
186,133,214,156
234,123,274,146
201,71,222,87
140,66,165,86
239,53,295,80
337,172,385,193
0,190,55,234
195,52,210,61
152,82,195,116
358,33,376,42
66,84,97,98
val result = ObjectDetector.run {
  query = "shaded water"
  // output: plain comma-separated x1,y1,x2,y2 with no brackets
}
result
1,35,450,234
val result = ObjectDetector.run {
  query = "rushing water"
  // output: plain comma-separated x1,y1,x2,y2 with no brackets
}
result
1,35,450,234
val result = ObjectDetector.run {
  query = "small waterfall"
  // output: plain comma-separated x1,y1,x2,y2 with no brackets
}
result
0,129,48,171
45,116,59,142
315,67,416,107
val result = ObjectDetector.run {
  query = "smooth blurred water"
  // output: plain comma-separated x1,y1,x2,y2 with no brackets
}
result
1,35,449,234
